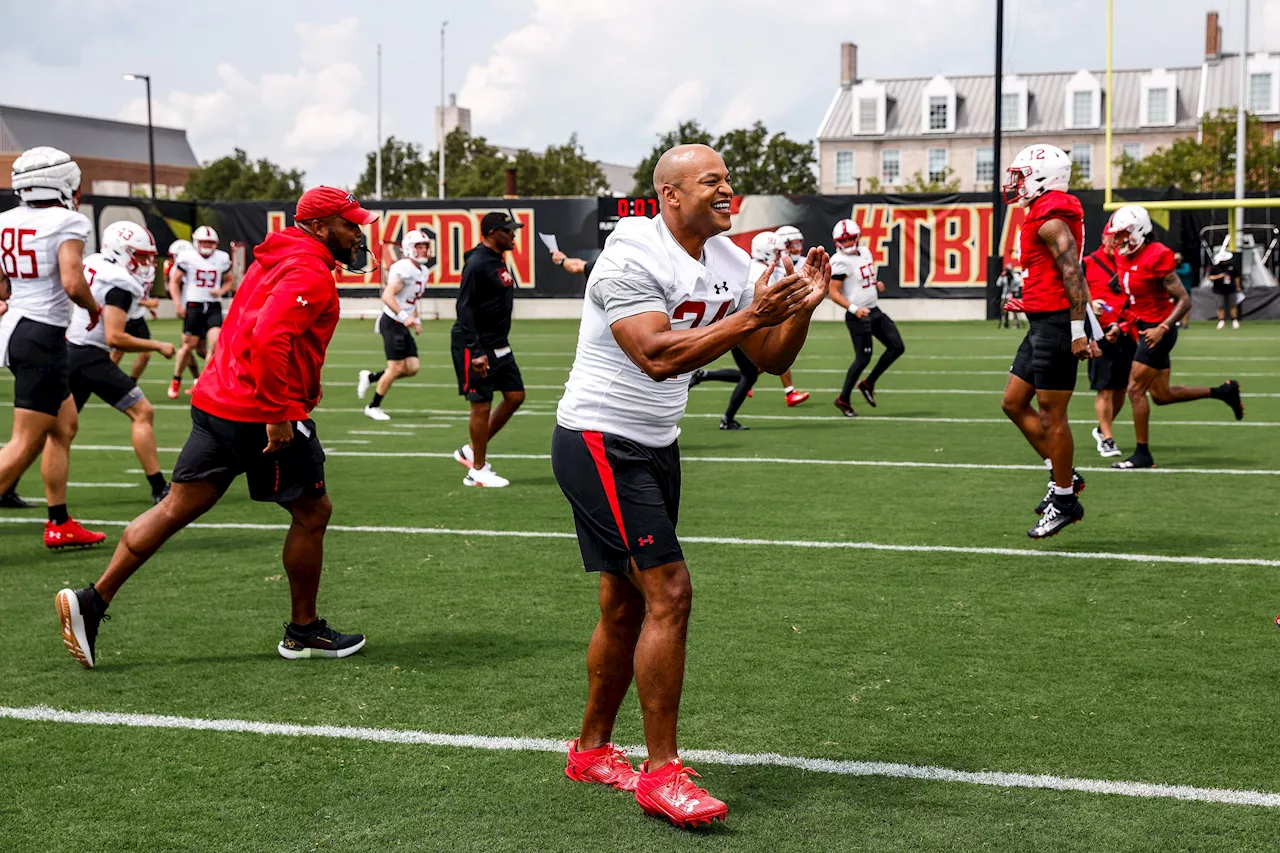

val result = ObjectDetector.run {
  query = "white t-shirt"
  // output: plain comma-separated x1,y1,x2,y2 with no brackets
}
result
557,216,754,447
381,258,428,322
0,204,91,328
833,247,879,311
67,253,145,352
175,248,231,303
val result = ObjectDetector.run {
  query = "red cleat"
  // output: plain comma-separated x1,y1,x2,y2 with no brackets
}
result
167,379,181,400
565,739,640,792
45,519,107,550
746,389,753,398
634,759,727,829
785,389,810,407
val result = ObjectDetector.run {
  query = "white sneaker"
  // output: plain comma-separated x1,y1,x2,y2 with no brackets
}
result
357,370,372,399
453,444,475,470
463,463,509,488
1217,320,1226,330
364,406,390,421
1232,319,1240,330
1091,426,1106,455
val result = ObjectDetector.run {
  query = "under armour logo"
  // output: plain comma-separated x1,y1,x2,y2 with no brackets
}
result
637,535,655,546
296,295,309,306
713,282,728,295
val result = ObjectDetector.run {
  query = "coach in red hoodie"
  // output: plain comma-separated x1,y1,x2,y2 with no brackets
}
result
55,187,376,670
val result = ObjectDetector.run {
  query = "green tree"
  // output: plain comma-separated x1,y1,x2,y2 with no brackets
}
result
899,167,962,193
354,136,431,199
631,120,715,195
423,129,610,198
633,120,818,195
181,148,304,201
511,134,609,196
1116,109,1280,193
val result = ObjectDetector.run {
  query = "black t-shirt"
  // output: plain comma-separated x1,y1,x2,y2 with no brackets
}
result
453,244,515,350
1209,255,1239,292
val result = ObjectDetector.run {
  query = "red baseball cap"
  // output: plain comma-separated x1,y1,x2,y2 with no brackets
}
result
295,186,378,225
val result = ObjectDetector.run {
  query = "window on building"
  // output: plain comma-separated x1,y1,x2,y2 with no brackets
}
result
858,98,878,133
928,96,949,131
1001,92,1021,130
835,150,855,186
928,148,949,183
974,147,994,183
1072,91,1094,128
1147,88,1170,125
1122,142,1143,162
1250,73,1274,114
1071,145,1092,182
881,149,900,184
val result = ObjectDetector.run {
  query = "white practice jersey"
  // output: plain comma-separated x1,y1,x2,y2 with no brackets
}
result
175,248,231,303
67,253,145,351
747,259,785,287
381,258,428,322
0,204,91,328
833,247,879,311
558,216,754,447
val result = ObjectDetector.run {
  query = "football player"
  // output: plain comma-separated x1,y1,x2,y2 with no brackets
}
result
357,230,430,420
68,222,175,503
828,218,904,416
109,237,168,380
167,225,232,398
768,225,810,407
0,147,107,548
1083,221,1132,458
1108,205,1244,469
999,144,1098,539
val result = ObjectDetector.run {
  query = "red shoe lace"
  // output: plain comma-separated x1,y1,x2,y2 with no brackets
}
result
662,764,709,800
601,746,634,776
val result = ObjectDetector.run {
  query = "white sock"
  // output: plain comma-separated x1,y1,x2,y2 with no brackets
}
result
784,386,795,394
1052,484,1074,496
1043,458,1053,470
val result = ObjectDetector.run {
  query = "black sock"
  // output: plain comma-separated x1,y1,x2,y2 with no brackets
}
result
146,472,167,494
48,503,70,525
172,374,182,382
1210,383,1229,400
369,370,384,382
1136,442,1150,456
89,584,109,615
371,392,385,407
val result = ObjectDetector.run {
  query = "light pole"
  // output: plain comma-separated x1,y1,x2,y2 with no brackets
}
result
122,74,156,199
375,44,383,200
439,20,448,199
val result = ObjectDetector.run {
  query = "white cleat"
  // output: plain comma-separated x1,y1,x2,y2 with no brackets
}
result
463,463,509,488
357,370,372,400
1232,319,1240,330
1217,320,1226,330
364,405,390,421
453,444,475,470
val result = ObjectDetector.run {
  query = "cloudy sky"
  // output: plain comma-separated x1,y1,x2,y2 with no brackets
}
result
1,0,1276,187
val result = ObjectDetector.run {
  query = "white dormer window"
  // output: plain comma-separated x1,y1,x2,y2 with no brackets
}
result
851,79,887,135
920,75,956,133
1063,69,1101,129
1140,68,1177,127
1001,76,1028,131
1247,53,1280,114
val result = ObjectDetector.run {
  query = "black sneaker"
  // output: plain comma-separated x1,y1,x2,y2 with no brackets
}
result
1220,379,1244,421
1112,453,1155,470
0,487,31,509
689,369,707,388
55,586,109,669
1034,469,1085,515
278,619,366,660
718,418,748,431
1028,496,1084,539
834,397,858,418
152,483,171,505
857,380,877,408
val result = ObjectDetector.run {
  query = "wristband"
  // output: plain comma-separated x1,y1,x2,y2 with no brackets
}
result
1070,320,1085,341
397,309,413,324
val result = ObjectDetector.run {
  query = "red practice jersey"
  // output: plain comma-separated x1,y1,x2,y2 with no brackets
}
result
1018,191,1085,314
1116,240,1176,324
1083,248,1126,326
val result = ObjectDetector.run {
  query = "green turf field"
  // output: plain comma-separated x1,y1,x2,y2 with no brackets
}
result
3,317,1279,852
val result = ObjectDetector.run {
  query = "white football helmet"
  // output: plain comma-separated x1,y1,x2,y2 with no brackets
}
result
192,225,219,257
168,239,194,258
102,221,158,285
1108,205,1153,256
401,229,432,264
831,219,861,255
750,231,780,263
774,224,804,259
1002,144,1071,207
11,146,82,209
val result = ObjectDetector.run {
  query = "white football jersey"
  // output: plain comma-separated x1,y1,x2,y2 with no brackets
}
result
747,259,785,287
833,247,879,311
175,248,231,303
67,253,145,352
557,216,754,447
0,204,91,328
381,258,429,321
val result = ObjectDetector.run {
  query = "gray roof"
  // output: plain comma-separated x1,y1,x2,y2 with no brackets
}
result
819,64,1204,140
0,104,199,167
492,144,633,196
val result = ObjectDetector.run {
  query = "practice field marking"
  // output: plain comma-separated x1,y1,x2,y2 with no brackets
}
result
1,516,1275,567
2,705,1277,809
65,482,138,488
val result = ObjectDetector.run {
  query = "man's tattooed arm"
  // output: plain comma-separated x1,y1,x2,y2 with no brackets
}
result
1038,219,1088,322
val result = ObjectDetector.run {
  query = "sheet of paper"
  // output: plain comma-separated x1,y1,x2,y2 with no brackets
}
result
1234,291,1247,306
538,233,559,253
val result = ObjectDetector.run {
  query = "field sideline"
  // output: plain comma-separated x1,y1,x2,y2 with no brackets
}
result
3,317,1278,852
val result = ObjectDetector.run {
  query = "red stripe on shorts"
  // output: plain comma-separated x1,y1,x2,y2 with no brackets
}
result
463,347,470,390
582,431,628,544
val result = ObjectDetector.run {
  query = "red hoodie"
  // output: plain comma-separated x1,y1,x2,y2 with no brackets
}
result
193,227,341,423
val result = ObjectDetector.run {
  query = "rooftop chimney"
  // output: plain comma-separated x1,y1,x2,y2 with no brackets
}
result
840,42,857,87
1205,11,1221,60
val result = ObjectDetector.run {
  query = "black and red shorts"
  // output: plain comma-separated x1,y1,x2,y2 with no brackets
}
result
551,425,682,574
1134,320,1178,371
450,327,524,404
1009,310,1080,392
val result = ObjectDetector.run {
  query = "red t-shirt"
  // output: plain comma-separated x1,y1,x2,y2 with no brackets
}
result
192,227,341,424
1084,248,1125,325
1116,240,1176,324
1019,191,1085,314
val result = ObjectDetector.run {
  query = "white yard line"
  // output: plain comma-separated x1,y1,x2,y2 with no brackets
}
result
1,704,1276,808
0,516,1274,567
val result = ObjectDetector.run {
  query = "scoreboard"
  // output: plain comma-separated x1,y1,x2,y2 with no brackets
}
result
597,197,659,247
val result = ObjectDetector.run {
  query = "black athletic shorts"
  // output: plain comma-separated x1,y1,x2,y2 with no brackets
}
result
124,317,150,339
1088,334,1137,391
68,344,144,412
183,302,223,338
1009,310,1079,392
377,315,418,360
1134,320,1178,371
7,317,70,416
551,425,682,574
450,327,524,404
171,406,327,504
